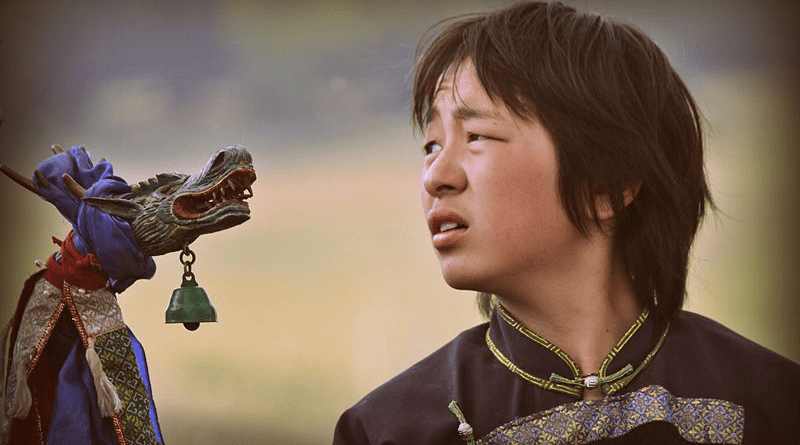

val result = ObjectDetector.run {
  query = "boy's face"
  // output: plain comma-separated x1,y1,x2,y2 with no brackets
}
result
420,61,582,297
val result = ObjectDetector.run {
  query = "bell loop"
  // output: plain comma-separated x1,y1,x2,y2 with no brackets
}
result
180,245,196,266
181,245,196,281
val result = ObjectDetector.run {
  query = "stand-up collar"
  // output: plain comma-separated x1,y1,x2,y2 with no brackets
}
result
486,304,668,398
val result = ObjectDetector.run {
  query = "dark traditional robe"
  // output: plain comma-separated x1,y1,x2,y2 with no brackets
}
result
333,305,800,444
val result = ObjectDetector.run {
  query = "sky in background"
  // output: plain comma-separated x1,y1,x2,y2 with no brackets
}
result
1,0,799,443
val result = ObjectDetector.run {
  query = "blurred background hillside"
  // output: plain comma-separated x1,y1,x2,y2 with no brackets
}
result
1,0,798,443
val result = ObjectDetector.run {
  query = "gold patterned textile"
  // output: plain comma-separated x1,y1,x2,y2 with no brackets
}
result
95,329,158,444
4,279,63,419
477,385,744,445
2,276,155,445
65,282,126,338
3,279,127,418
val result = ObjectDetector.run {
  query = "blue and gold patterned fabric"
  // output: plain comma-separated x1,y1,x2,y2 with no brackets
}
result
334,306,800,444
478,385,743,444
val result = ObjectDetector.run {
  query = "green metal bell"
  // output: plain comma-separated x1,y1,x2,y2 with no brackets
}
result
166,274,217,331
166,246,217,331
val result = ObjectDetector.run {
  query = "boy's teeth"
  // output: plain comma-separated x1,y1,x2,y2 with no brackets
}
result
440,222,459,232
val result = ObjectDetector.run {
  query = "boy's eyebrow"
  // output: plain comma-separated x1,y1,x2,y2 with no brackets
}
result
452,106,499,121
425,106,500,126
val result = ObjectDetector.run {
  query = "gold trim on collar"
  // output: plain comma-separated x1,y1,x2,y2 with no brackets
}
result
496,305,581,377
603,322,669,395
487,306,668,397
599,308,650,376
485,329,584,397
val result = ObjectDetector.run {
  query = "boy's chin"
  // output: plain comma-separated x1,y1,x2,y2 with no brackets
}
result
440,265,488,292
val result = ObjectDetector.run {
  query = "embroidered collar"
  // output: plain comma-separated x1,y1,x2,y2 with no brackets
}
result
485,304,668,398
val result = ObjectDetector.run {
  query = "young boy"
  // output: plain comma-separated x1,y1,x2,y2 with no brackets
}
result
333,2,799,444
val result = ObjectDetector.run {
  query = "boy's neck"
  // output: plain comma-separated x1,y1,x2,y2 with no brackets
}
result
496,243,642,400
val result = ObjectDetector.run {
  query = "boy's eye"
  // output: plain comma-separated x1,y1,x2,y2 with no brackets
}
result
468,133,490,142
423,141,442,155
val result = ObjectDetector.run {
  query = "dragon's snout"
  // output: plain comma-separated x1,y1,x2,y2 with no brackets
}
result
173,167,255,219
125,145,257,256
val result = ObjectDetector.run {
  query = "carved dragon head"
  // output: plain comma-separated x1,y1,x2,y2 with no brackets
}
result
1,145,256,258
85,146,256,256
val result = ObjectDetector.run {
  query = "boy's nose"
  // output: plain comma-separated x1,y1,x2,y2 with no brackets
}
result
422,144,467,198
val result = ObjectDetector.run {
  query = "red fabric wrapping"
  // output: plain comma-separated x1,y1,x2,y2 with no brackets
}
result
42,231,108,291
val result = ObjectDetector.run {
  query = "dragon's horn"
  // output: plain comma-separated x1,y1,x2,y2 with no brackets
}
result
62,173,85,199
0,165,39,195
83,197,144,220
51,144,64,154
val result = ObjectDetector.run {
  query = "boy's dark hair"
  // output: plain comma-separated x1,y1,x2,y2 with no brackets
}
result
412,1,713,321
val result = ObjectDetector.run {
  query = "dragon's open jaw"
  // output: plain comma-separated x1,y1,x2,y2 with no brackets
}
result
172,168,256,220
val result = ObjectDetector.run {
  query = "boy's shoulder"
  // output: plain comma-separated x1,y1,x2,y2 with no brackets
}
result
659,310,799,440
333,322,490,444
669,310,798,372
354,321,489,411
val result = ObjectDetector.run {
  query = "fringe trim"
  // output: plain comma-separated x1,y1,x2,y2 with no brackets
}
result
7,349,32,420
85,337,121,418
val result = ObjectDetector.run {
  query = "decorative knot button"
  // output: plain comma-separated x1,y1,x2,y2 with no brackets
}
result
584,375,600,389
458,422,474,439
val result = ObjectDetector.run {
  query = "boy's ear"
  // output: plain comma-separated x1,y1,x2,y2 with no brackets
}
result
591,183,641,221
